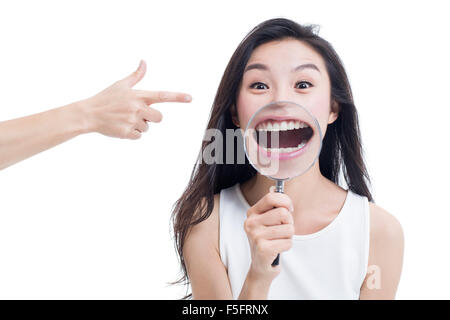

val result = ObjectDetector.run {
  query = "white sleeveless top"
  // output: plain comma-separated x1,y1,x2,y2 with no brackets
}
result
219,183,370,300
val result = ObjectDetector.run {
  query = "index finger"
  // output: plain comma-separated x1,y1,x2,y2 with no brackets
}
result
135,90,192,104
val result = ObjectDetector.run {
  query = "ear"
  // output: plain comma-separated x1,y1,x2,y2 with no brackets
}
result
328,100,339,124
230,104,240,127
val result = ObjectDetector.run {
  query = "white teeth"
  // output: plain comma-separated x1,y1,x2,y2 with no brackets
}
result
272,122,280,131
256,120,308,131
262,140,308,153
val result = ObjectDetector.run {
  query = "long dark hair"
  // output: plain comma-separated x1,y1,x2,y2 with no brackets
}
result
171,17,373,298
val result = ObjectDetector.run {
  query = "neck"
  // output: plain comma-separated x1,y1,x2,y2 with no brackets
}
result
241,161,335,217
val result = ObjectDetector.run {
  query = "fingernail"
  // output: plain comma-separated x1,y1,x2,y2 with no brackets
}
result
185,95,192,102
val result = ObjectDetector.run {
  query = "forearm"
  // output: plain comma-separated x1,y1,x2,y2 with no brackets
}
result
0,101,89,170
238,270,272,300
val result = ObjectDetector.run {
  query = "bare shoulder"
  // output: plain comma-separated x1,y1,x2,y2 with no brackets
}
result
184,193,221,254
360,202,404,299
368,202,404,245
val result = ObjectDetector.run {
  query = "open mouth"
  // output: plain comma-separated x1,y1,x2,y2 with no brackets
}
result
254,118,314,157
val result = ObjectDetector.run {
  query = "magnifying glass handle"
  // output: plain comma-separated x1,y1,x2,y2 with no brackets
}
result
271,180,285,267
272,253,280,266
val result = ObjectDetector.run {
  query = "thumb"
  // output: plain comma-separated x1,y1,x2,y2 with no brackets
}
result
121,60,147,88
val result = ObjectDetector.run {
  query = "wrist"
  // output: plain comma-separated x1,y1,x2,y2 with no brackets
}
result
68,99,93,135
247,267,274,288
239,268,273,299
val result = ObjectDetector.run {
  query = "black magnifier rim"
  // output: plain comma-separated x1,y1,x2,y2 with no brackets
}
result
243,100,323,181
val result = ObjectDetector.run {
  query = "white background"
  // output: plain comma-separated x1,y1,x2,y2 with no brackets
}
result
0,0,449,299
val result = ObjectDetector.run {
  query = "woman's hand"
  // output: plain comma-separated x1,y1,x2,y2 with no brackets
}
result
79,60,192,139
244,189,295,283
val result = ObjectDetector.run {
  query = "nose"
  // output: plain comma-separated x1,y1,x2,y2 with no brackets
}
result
271,87,300,105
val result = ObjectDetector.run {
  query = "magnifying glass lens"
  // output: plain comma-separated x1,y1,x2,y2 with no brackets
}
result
244,101,322,181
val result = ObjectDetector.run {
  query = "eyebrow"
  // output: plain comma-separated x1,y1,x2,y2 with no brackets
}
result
244,63,321,74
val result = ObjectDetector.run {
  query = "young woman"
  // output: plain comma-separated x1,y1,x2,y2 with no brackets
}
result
172,18,404,299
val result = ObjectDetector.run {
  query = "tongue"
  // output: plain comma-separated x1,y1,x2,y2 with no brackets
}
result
256,127,313,148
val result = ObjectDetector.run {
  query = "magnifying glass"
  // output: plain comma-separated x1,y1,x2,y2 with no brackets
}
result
243,100,323,266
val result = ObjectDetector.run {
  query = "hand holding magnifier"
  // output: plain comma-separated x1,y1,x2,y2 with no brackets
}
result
243,101,322,266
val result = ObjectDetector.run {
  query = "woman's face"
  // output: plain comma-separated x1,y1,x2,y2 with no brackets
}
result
235,38,338,138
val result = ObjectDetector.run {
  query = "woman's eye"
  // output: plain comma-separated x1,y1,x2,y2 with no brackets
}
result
250,82,268,90
296,81,313,89
249,81,312,90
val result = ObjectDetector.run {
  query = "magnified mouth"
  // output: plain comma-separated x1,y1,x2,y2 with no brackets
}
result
255,118,313,155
